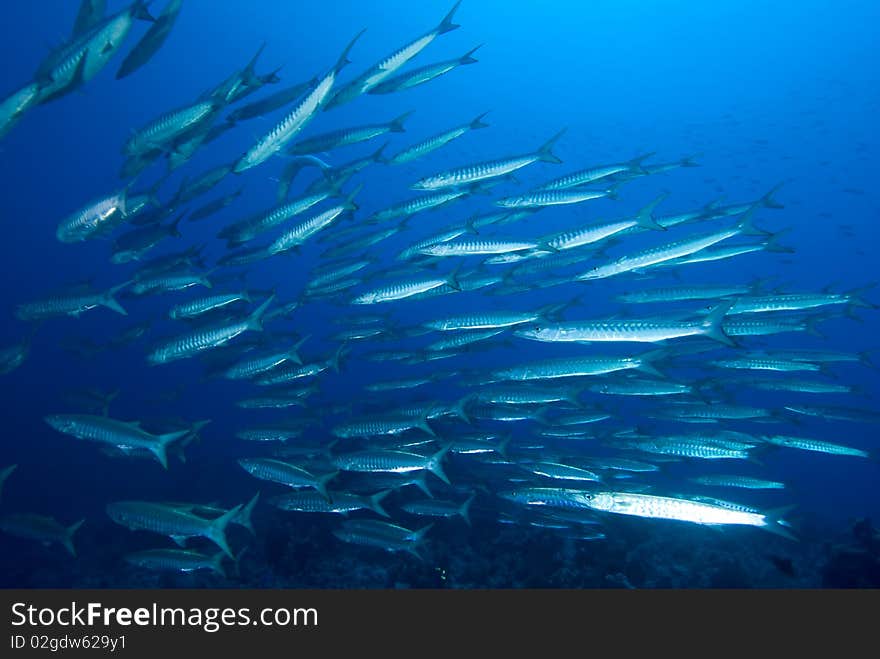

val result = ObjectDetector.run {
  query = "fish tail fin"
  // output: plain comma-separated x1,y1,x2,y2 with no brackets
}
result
637,349,668,378
736,206,772,237
451,394,473,423
288,334,310,365
101,390,120,417
102,282,131,316
210,551,227,578
763,505,798,541
799,314,823,339
417,415,437,437
133,0,156,22
344,184,362,212
437,1,462,34
389,110,415,133
700,300,736,346
760,182,786,209
63,519,86,557
371,141,389,164
167,212,185,237
153,429,189,469
246,293,276,331
858,350,877,368
335,28,366,74
427,444,452,485
635,192,669,230
460,44,482,64
459,493,476,526
207,504,243,559
627,151,656,174
679,153,701,167
470,111,490,130
369,490,392,518
411,523,435,546
411,472,434,499
495,434,512,459
845,283,878,309
764,228,795,253
238,492,260,536
316,472,338,503
535,128,566,164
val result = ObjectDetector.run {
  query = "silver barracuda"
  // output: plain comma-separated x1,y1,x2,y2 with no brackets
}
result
147,295,274,364
412,130,565,190
233,31,364,173
106,501,242,558
325,2,462,110
44,413,190,469
387,113,488,165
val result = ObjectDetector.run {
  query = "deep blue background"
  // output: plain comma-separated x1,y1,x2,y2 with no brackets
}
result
0,1,878,586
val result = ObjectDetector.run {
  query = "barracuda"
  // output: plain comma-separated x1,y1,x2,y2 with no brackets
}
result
370,45,480,94
271,490,391,518
490,350,666,381
352,272,460,304
125,100,219,156
523,462,602,482
418,239,538,257
690,475,785,490
497,187,614,209
575,491,795,539
711,356,821,373
727,290,876,315
425,328,506,352
760,435,871,458
652,404,773,422
106,501,242,558
331,446,451,484
388,113,488,165
289,111,413,155
268,192,359,255
515,302,734,346
238,458,335,500
401,494,475,526
576,222,747,281
124,548,226,577
617,283,755,304
588,379,694,396
147,295,274,364
131,270,212,295
56,189,129,243
44,413,190,469
36,1,154,105
540,194,667,251
168,292,252,320
16,282,129,320
537,153,653,190
370,189,470,222
423,304,565,331
412,130,565,190
233,30,363,173
331,415,436,439
325,1,462,110
223,338,309,380
0,514,85,557
0,83,39,140
221,189,338,245
332,519,433,558
619,437,754,460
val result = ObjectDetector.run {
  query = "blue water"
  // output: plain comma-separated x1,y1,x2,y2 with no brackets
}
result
0,0,878,588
